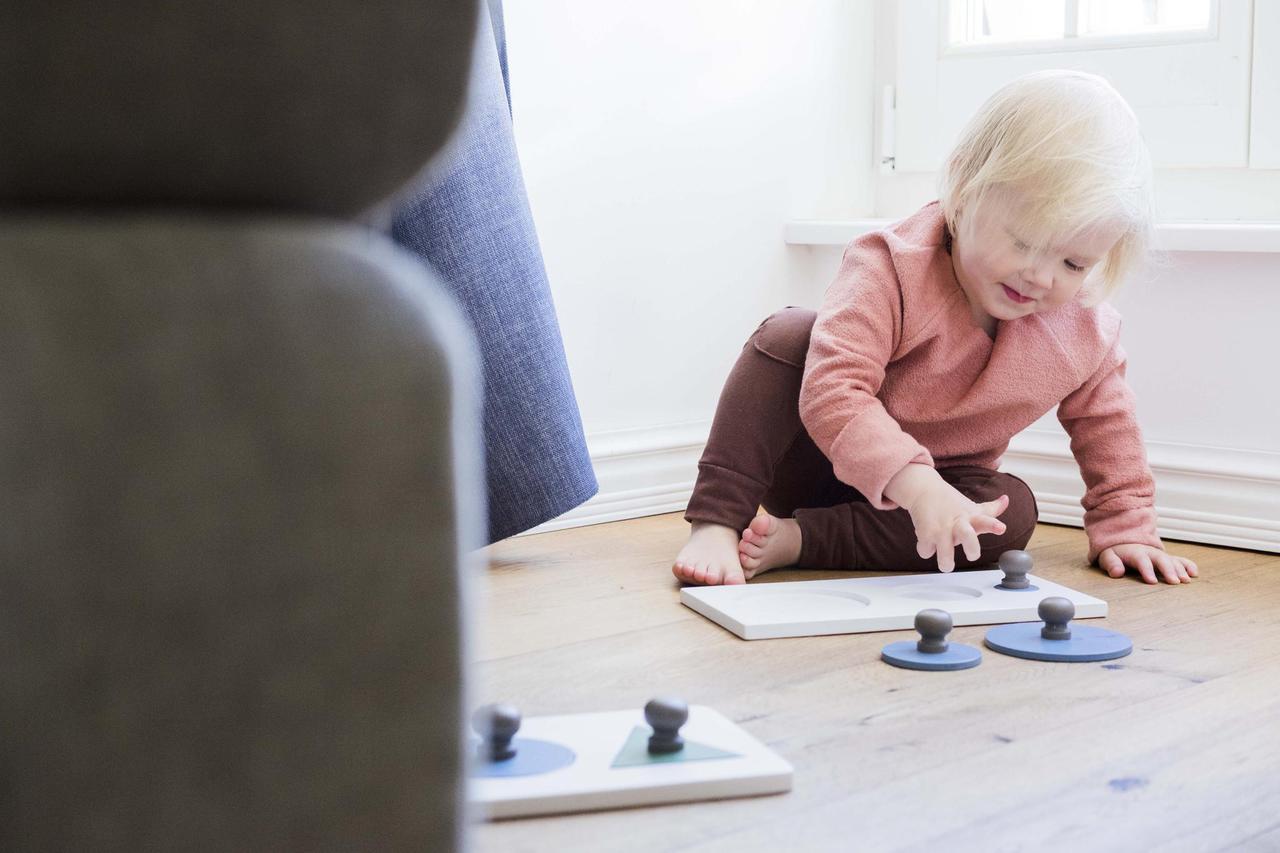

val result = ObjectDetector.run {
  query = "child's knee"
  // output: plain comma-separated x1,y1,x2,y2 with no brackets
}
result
749,307,818,368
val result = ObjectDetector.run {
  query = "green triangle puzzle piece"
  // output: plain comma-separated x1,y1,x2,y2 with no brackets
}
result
610,725,741,768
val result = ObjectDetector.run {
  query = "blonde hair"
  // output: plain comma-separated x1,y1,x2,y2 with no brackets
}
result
938,70,1155,304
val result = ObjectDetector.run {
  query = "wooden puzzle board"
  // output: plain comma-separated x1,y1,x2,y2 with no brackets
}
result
469,705,793,819
680,569,1106,640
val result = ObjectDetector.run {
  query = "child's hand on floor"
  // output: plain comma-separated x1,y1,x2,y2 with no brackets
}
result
903,483,1010,573
1098,544,1198,584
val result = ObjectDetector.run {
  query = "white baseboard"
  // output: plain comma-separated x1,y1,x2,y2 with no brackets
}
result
523,421,708,535
1002,429,1280,554
530,423,1280,555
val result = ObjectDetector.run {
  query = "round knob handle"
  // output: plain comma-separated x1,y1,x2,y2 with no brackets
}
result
915,608,952,654
998,550,1033,588
1039,596,1075,641
645,696,689,731
645,696,688,754
472,703,521,761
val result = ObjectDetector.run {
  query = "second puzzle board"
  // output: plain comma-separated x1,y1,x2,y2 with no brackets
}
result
680,569,1106,640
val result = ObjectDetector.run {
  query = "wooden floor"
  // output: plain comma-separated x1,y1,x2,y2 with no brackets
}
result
471,514,1280,852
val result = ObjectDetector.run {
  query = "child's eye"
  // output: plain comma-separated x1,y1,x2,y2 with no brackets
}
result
1064,260,1085,273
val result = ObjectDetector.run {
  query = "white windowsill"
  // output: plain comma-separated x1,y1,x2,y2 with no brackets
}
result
784,220,1280,253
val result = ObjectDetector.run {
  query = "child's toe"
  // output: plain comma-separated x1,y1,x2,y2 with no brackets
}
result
748,514,774,537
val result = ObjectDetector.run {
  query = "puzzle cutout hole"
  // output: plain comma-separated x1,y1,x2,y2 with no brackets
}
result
680,569,1107,640
888,583,984,601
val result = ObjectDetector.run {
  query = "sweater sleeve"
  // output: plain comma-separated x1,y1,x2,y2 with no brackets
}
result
798,237,934,510
1056,332,1163,563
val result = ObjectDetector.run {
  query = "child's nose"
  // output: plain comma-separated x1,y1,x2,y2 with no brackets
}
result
1021,259,1055,291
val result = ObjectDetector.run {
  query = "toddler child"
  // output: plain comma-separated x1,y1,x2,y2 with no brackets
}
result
673,70,1199,587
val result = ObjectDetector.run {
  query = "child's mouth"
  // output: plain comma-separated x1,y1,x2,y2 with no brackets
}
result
1001,283,1032,304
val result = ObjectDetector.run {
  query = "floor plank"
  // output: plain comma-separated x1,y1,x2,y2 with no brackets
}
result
472,514,1280,852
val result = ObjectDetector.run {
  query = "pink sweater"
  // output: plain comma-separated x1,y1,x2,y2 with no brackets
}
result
799,201,1163,564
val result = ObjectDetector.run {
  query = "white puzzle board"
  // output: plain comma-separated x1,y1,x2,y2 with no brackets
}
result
680,569,1106,640
469,705,793,819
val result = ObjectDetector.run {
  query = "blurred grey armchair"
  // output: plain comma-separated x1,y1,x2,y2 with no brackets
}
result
0,2,482,849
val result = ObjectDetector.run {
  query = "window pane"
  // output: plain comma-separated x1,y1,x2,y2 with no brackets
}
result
949,0,1066,45
1080,0,1212,35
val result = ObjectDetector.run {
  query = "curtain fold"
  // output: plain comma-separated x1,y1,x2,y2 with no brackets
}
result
390,1,597,543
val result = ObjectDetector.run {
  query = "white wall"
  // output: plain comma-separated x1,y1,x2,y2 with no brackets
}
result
509,1,1280,550
506,1,876,528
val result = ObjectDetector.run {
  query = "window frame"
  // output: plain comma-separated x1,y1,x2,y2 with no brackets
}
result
891,0,1254,171
875,0,1279,222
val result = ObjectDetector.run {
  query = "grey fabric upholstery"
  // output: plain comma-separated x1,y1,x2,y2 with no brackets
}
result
0,2,476,216
0,3,481,849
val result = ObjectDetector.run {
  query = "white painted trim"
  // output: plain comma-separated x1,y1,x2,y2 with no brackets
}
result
1003,428,1280,554
940,29,1220,58
784,219,1280,253
1155,222,1280,253
528,422,1280,555
894,0,1252,170
1251,0,1280,169
523,421,709,535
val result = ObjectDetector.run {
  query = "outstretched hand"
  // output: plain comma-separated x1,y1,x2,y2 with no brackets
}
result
1098,543,1198,584
904,485,1010,573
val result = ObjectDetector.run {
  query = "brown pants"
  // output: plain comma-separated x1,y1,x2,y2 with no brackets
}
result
684,307,1039,571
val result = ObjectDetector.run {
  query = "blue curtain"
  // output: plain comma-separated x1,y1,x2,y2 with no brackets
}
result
390,0,597,543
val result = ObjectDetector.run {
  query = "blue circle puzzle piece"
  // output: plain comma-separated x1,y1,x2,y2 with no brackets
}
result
984,622,1133,662
881,640,982,671
994,582,1039,592
470,737,576,778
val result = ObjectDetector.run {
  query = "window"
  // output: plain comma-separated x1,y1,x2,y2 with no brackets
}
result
948,0,1214,48
891,0,1254,171
878,0,1280,220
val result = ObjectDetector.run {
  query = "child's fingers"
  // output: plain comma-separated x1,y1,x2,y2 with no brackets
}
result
1134,552,1158,584
954,519,981,562
970,515,1006,536
978,494,1011,518
1154,553,1184,584
934,531,956,572
917,539,937,560
1183,557,1200,577
1099,551,1125,578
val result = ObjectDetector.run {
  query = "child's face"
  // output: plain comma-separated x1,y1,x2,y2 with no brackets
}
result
951,194,1122,326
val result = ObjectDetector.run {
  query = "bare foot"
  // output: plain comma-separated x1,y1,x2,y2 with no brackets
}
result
672,522,747,585
738,512,802,577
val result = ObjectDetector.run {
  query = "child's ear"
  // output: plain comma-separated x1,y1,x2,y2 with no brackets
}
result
946,210,964,248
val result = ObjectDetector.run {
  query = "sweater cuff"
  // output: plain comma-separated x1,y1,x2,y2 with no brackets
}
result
828,412,934,510
1085,506,1163,564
